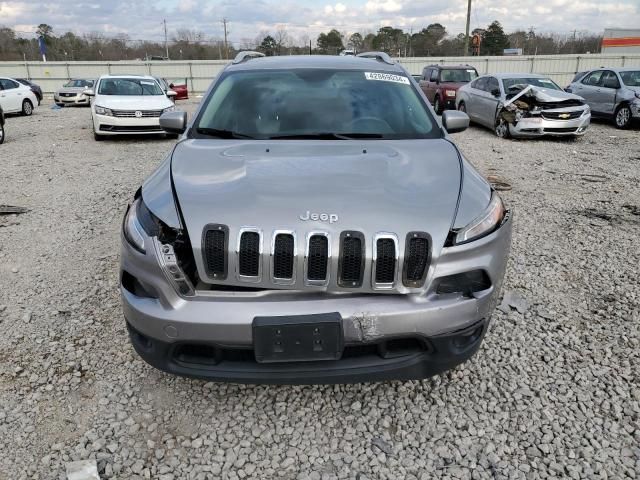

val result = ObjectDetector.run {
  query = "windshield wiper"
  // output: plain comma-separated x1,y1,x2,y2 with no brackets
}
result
268,132,384,140
196,128,255,139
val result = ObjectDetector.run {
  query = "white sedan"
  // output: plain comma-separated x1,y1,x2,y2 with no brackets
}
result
86,75,177,140
0,77,38,116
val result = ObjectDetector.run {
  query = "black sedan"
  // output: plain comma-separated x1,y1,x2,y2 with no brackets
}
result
16,79,43,105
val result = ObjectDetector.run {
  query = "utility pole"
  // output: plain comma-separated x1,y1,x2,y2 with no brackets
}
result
463,0,472,56
163,19,169,59
222,18,229,60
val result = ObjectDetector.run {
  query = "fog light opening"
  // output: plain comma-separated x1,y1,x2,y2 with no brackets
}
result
435,270,491,297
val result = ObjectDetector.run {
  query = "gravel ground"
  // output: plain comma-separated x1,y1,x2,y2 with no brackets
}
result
0,100,639,480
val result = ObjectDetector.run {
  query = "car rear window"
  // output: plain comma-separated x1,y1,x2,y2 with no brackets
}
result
193,69,439,140
439,69,478,82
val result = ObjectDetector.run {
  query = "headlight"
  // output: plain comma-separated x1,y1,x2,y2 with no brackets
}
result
122,198,160,253
453,194,505,245
163,106,176,113
445,89,456,97
95,105,112,116
123,200,146,253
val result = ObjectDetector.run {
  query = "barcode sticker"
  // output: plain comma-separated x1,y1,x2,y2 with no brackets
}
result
364,72,410,85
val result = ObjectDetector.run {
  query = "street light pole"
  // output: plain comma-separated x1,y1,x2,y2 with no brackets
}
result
463,0,472,56
163,19,169,59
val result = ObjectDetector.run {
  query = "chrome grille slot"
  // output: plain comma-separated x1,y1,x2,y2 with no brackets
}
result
237,229,262,281
403,232,430,288
305,233,330,286
338,231,365,288
373,234,398,289
272,232,295,283
202,224,228,279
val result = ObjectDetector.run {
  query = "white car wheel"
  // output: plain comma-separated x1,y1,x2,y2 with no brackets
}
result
22,100,33,116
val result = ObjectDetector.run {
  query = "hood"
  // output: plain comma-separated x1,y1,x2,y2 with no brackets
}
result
171,139,463,287
505,85,584,105
58,87,90,94
95,95,172,109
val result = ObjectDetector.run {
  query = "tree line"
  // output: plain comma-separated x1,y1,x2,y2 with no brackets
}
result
0,21,602,62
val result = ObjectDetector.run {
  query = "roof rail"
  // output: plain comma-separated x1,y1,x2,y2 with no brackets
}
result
232,51,265,64
356,51,395,65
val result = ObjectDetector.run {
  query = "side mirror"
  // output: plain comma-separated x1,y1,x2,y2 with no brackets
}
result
169,83,175,89
84,89,95,96
160,110,187,134
491,88,500,97
442,110,469,134
167,90,177,98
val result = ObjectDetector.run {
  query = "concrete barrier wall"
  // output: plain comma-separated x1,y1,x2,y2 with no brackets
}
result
1,54,639,94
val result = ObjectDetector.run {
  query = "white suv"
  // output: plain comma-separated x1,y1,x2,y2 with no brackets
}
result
86,75,177,140
0,77,38,116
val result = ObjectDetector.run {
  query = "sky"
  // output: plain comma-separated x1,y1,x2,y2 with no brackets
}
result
2,0,639,46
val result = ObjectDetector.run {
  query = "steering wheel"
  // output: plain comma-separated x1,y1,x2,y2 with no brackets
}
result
346,116,393,132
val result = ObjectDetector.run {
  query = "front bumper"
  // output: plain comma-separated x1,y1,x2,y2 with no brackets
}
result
510,110,590,137
442,96,457,110
120,214,512,383
54,94,90,105
93,113,163,135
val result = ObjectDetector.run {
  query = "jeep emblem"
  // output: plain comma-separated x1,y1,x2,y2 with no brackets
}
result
299,211,338,223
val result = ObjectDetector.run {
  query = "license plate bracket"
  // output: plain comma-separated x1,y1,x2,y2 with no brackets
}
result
253,313,343,363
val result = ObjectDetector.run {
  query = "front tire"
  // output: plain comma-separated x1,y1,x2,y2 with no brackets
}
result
0,124,5,144
614,104,631,129
495,117,511,138
458,101,466,113
21,99,33,116
434,96,443,115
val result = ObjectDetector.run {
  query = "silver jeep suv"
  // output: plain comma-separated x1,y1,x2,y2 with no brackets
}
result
120,52,512,384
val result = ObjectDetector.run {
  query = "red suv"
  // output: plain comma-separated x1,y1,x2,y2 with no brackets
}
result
419,65,479,114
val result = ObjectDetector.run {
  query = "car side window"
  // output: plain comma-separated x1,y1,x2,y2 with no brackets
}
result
601,70,620,89
581,71,603,86
486,77,499,93
422,68,429,81
471,77,487,91
430,69,439,82
0,79,18,90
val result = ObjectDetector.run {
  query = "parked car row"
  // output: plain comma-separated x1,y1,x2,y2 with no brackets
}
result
416,64,639,137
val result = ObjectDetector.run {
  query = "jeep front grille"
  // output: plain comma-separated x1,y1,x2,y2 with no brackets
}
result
306,234,329,284
238,229,261,279
373,234,398,289
272,232,295,282
203,224,228,279
403,232,431,288
338,231,365,288
201,228,431,290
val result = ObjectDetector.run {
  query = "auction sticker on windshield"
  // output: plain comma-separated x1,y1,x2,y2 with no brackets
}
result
364,72,410,85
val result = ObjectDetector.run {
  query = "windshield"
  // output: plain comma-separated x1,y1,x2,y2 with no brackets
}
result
98,78,163,96
619,71,640,87
64,79,93,88
193,69,437,140
502,77,561,91
440,69,478,83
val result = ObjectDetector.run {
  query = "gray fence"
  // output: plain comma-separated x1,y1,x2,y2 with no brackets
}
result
1,53,639,95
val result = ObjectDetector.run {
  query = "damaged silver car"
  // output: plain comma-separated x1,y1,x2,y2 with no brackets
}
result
456,73,590,138
120,52,512,384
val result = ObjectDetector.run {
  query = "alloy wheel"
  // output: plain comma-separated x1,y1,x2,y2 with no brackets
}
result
615,106,631,128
